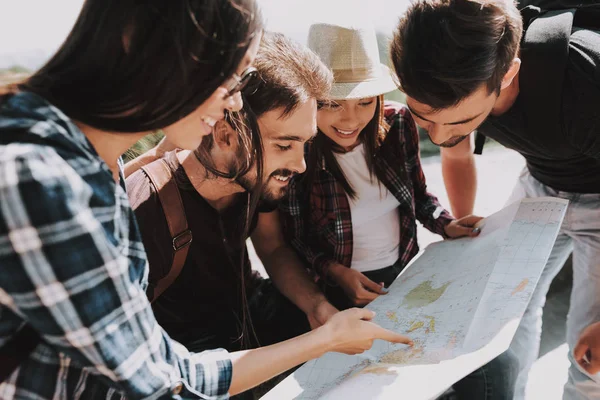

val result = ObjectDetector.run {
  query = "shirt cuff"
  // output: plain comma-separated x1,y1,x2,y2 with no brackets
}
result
187,348,233,399
437,211,455,239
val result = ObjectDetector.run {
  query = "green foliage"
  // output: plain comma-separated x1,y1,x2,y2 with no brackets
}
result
122,130,164,163
4,65,30,74
0,66,30,85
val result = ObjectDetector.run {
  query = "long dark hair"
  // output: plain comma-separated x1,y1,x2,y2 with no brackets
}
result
304,95,389,200
9,0,262,132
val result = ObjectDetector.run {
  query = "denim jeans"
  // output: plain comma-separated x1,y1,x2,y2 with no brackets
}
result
504,168,600,399
451,350,520,400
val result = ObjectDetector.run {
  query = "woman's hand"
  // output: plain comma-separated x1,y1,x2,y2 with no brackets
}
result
444,215,484,238
228,308,412,395
321,308,413,355
329,263,388,306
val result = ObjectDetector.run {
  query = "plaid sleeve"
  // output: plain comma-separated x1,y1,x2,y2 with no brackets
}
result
0,145,232,399
400,109,454,237
279,177,335,278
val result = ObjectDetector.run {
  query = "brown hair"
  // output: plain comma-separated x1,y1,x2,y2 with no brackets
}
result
194,31,333,186
391,0,523,109
245,31,333,117
304,95,389,200
2,0,262,132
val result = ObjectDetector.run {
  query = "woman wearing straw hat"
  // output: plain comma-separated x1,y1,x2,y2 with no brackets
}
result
280,20,518,399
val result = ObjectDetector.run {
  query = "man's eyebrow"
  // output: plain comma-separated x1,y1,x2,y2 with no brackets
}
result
406,104,434,123
272,134,305,142
406,104,483,126
446,112,484,125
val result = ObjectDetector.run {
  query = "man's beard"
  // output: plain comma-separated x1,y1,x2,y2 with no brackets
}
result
430,133,469,148
235,168,295,207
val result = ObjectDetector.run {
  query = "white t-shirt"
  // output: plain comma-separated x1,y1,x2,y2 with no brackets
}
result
334,144,400,272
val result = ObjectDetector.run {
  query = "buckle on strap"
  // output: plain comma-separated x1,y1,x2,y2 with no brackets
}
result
172,230,193,251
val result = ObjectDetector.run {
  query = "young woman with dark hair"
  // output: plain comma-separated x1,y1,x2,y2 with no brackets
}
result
284,20,481,309
281,20,519,399
0,2,410,399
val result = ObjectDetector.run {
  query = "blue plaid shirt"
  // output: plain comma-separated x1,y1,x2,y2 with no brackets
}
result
0,92,232,399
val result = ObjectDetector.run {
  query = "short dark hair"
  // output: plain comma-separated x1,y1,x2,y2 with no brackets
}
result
391,0,523,109
13,0,262,132
245,31,333,118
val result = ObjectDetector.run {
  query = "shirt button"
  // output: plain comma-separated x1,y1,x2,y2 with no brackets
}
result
171,382,183,395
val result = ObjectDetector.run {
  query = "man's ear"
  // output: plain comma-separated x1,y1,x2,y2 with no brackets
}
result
212,120,236,151
500,58,521,90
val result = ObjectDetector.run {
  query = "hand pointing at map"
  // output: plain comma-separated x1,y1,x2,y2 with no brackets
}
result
323,308,414,355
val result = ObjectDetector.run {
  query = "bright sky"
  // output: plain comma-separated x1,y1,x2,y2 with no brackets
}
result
0,0,85,55
0,0,409,68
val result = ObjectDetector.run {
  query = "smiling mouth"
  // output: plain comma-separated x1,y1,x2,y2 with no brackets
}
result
334,127,359,136
273,174,291,183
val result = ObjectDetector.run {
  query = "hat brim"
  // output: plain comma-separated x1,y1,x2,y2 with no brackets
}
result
329,65,399,100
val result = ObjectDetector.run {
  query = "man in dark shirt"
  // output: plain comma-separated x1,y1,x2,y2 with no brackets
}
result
126,33,339,358
391,1,600,398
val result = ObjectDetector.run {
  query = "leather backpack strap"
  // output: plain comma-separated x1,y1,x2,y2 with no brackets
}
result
141,159,192,302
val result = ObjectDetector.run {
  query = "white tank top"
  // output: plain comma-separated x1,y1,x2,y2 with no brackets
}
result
334,144,400,272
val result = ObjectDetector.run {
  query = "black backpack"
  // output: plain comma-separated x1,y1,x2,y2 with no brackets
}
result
474,1,600,154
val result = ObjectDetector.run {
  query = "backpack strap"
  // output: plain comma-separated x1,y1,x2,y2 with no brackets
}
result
474,131,486,155
141,159,192,302
520,7,575,145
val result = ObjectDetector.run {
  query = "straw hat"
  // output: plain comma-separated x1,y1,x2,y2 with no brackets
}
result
308,21,398,100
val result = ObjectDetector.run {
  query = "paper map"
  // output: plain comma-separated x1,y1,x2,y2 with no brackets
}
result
263,197,568,400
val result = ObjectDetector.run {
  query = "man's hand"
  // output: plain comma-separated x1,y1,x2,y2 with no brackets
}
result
574,321,600,374
307,299,339,330
321,308,413,355
329,263,388,307
444,215,484,239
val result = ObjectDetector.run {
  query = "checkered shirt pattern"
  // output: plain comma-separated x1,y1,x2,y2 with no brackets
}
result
0,92,232,400
281,102,454,279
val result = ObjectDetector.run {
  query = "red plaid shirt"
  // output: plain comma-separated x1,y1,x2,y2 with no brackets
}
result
280,102,454,279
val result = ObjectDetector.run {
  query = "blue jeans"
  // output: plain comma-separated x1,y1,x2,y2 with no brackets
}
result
449,350,520,400
504,168,600,399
